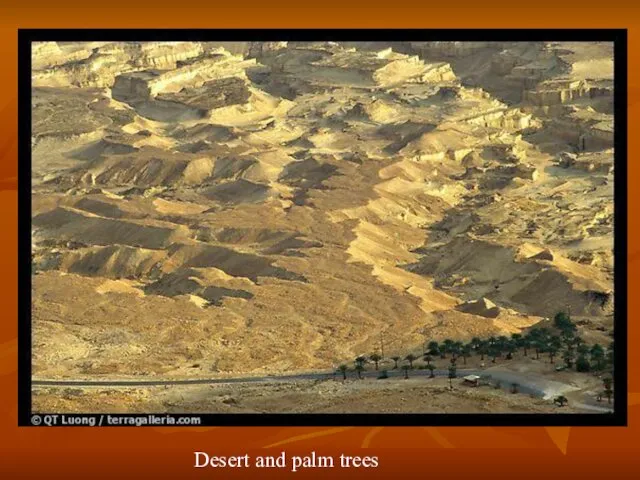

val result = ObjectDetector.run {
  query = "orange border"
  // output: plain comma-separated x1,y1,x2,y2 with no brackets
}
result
1,2,638,477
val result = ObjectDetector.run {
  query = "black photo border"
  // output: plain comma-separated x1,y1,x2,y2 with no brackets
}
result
18,29,628,427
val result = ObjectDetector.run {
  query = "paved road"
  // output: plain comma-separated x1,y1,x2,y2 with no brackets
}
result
33,368,459,387
28,369,541,398
33,367,613,413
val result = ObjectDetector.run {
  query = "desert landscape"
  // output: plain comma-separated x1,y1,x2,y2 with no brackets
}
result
31,40,615,414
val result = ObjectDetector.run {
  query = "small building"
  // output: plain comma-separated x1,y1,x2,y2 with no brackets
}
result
462,375,481,387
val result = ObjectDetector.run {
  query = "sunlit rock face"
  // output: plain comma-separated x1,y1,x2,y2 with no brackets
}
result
31,41,614,383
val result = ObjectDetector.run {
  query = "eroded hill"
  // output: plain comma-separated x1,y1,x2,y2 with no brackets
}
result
31,41,614,379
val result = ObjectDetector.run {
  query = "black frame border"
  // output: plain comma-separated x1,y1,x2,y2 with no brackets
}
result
18,28,628,427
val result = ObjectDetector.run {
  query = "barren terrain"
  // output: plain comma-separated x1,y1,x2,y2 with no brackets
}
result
31,41,614,413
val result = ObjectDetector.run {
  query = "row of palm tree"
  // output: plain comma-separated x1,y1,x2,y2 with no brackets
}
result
336,312,614,392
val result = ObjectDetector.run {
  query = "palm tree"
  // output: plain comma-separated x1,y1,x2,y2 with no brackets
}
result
561,327,576,344
531,328,552,357
532,338,547,360
544,335,562,363
461,345,472,365
405,353,417,369
470,337,482,350
521,336,531,357
547,336,562,364
603,377,613,404
536,327,551,339
606,341,614,370
402,364,410,379
355,356,367,368
554,311,576,337
427,341,440,356
577,343,590,357
477,341,488,361
442,339,455,358
547,345,559,364
573,336,586,351
562,332,576,347
369,353,382,371
426,363,435,378
448,364,457,389
451,341,463,360
590,344,606,371
511,333,523,349
423,354,433,366
563,348,575,369
337,364,348,380
489,345,501,363
504,340,517,360
355,364,365,380
576,354,591,372
390,355,400,370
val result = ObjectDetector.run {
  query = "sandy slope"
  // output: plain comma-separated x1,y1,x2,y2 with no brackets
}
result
31,41,614,390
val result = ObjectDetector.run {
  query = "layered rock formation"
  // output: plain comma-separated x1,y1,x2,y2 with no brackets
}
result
31,41,614,379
